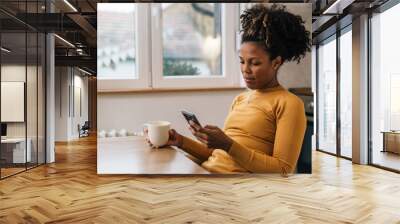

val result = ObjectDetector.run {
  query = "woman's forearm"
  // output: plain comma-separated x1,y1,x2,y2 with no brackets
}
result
228,141,294,174
179,135,213,162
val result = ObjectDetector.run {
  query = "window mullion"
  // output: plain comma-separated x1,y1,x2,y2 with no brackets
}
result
137,3,152,89
150,3,163,88
224,4,241,87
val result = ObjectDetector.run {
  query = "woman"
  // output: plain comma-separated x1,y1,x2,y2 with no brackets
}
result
147,4,311,175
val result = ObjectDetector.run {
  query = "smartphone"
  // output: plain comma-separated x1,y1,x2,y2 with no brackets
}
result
181,110,202,127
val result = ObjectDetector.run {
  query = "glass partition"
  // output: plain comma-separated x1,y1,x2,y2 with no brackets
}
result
1,31,28,178
0,1,46,179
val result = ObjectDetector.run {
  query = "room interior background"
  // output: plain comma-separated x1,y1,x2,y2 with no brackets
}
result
0,0,397,177
0,0,98,179
97,3,313,141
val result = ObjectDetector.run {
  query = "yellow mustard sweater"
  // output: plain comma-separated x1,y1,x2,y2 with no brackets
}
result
180,85,306,174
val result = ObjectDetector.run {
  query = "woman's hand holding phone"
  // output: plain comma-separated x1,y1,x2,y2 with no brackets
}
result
188,121,234,151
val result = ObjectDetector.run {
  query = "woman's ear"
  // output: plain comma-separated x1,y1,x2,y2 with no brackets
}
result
272,56,283,70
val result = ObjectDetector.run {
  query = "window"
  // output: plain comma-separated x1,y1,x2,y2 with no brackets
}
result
151,3,239,89
317,27,353,158
339,27,352,158
161,3,222,77
317,35,337,155
97,3,150,91
370,2,400,171
97,4,137,80
97,3,241,91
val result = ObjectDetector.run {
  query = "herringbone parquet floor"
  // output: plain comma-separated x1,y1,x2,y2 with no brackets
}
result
1,136,400,224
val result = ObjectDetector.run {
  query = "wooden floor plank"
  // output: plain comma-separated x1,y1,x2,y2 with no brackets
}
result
0,135,399,223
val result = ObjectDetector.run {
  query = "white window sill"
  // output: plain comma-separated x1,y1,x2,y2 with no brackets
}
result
97,86,247,94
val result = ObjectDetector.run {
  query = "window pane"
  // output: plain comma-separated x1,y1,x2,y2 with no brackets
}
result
371,3,400,171
97,3,136,80
162,3,222,77
318,37,337,154
340,29,352,158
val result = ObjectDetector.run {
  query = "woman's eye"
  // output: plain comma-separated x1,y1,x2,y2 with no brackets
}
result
240,61,244,64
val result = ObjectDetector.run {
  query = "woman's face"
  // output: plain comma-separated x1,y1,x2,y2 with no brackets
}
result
239,42,281,89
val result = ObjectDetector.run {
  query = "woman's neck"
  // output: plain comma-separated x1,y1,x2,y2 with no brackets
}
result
259,74,280,90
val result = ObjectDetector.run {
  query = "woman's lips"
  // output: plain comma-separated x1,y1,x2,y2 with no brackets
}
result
244,77,255,83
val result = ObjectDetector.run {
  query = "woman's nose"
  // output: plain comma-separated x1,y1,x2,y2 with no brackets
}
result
241,63,251,74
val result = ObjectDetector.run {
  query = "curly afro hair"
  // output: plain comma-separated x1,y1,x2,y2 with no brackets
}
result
240,4,311,63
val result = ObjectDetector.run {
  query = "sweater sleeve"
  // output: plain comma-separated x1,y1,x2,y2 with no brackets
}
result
180,135,213,162
228,97,306,174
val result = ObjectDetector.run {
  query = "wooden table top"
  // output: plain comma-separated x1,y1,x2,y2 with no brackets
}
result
97,136,209,174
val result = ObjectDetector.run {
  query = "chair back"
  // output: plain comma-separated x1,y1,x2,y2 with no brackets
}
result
296,119,313,173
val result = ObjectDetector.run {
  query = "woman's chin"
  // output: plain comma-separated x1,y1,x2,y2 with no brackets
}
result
245,83,257,89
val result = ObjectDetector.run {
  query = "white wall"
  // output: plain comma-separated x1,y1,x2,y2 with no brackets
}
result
98,89,244,137
278,3,312,88
55,67,89,141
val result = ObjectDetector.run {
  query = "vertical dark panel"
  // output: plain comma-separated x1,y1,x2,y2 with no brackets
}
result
367,11,373,165
80,88,82,117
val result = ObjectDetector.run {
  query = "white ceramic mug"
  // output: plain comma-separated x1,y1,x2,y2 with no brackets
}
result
144,121,170,147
